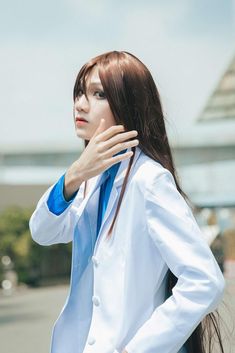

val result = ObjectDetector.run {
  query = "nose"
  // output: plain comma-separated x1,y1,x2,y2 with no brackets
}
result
74,94,89,113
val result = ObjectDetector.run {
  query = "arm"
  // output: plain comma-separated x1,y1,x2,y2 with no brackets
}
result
29,174,84,246
47,173,79,215
29,123,139,247
125,170,225,353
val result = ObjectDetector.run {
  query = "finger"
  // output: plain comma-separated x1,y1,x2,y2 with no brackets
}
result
92,118,106,139
99,130,138,152
97,124,126,142
102,139,139,158
103,150,134,169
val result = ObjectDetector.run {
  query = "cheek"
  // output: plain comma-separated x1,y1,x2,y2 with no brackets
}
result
101,114,115,131
93,103,116,125
102,106,116,126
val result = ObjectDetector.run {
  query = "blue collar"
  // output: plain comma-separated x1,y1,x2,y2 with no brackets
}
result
105,148,127,179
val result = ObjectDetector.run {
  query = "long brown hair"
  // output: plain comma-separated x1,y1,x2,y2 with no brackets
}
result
73,50,224,353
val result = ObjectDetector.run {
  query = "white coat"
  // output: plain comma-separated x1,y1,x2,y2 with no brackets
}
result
29,146,225,353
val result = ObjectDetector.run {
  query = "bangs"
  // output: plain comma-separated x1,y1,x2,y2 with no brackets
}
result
73,51,125,102
73,63,97,101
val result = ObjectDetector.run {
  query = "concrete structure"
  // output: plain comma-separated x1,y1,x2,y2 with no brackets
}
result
0,143,83,211
171,53,235,208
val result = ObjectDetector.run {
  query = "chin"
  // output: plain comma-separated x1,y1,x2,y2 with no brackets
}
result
75,129,91,141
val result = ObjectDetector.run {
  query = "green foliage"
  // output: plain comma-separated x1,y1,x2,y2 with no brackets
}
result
0,206,72,286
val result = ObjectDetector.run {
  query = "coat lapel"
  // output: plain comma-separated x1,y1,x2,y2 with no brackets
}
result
91,146,142,255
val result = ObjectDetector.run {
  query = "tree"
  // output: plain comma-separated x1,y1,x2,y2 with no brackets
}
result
0,206,72,286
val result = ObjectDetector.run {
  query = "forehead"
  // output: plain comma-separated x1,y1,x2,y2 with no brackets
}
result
85,65,101,86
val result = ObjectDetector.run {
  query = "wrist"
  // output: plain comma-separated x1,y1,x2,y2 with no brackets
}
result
64,169,83,201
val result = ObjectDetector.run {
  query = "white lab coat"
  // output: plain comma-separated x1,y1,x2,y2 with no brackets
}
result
29,146,225,353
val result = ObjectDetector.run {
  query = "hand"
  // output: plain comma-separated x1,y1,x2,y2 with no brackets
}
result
64,119,139,200
122,350,128,353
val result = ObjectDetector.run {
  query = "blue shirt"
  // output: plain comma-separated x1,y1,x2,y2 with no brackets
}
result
47,173,78,215
47,149,127,239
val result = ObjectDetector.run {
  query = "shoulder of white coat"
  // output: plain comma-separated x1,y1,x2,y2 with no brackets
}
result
133,152,196,224
132,152,176,192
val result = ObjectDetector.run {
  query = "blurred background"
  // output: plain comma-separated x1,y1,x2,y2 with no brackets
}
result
0,0,235,352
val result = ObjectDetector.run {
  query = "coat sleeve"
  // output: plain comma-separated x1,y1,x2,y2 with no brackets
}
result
29,179,85,246
125,170,225,353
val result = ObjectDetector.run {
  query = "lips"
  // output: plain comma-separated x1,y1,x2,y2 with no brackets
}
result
75,116,88,122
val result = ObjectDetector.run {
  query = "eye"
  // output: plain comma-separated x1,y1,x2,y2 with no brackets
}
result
77,89,84,97
94,90,106,99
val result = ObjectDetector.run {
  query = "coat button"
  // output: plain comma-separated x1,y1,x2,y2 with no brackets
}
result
92,295,100,306
92,255,99,267
88,336,96,345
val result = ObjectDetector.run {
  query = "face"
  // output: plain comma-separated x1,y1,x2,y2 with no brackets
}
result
73,65,116,141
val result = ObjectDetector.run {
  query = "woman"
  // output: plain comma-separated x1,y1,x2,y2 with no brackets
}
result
29,50,225,353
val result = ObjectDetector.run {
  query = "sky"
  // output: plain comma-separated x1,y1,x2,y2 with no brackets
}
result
1,0,235,152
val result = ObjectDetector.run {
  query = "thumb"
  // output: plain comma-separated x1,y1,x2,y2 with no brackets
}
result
93,118,106,137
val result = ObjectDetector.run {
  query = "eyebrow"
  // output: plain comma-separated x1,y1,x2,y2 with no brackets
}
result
88,81,103,87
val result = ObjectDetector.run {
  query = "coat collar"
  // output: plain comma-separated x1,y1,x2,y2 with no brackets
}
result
113,146,142,188
82,146,142,255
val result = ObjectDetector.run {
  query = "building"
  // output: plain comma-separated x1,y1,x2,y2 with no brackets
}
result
1,55,235,213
